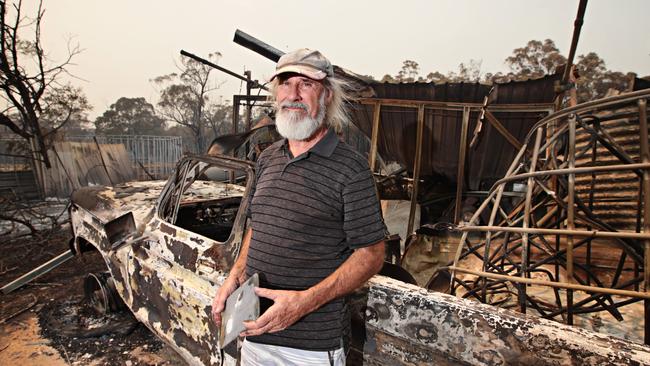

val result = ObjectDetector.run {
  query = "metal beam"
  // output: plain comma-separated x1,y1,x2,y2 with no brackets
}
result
407,105,425,235
459,225,650,240
484,110,523,151
454,106,470,224
1,250,75,294
449,266,650,300
354,97,554,113
368,102,381,172
639,98,650,344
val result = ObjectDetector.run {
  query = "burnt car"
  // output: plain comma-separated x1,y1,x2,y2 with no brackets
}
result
69,153,650,366
70,154,252,365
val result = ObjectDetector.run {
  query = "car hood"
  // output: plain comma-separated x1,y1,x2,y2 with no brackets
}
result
71,180,166,224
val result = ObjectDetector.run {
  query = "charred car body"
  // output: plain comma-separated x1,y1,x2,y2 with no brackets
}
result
69,147,650,365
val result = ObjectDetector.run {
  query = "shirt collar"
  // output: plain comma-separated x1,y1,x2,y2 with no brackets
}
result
309,128,339,157
280,128,339,158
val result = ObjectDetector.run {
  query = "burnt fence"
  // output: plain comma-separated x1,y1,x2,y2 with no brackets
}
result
0,135,183,199
69,135,183,181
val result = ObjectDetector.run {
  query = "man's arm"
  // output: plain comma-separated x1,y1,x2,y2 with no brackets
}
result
211,227,252,326
241,240,385,336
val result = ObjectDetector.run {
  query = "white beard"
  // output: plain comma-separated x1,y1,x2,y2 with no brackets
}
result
275,93,326,141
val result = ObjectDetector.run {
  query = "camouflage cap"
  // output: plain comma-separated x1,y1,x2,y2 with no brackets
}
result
270,48,333,81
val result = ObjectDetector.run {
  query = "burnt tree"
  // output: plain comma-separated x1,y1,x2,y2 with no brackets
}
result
0,0,87,168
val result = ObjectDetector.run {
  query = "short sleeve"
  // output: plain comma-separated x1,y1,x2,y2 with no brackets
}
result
246,157,264,219
342,169,387,249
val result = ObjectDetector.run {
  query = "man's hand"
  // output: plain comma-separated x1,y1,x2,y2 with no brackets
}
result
211,275,239,327
240,287,313,336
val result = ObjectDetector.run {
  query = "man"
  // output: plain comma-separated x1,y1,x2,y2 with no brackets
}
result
212,48,386,365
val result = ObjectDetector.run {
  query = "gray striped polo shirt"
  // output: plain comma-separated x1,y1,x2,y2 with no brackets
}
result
245,128,386,351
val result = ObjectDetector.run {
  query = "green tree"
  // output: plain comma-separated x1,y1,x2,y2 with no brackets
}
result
397,60,421,82
505,39,567,80
574,52,630,102
445,59,483,82
95,97,165,136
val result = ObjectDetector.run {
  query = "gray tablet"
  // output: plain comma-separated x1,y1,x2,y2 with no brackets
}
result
218,273,260,348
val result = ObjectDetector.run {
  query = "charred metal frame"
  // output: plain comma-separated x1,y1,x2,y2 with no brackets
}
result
449,89,650,343
358,97,555,235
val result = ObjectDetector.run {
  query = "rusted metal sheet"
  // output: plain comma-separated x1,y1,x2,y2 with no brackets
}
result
348,76,557,191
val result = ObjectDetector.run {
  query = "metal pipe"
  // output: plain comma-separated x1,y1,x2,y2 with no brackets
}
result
555,0,588,111
459,225,650,240
233,29,284,62
567,114,577,325
520,127,544,313
354,97,554,113
1,250,75,294
492,162,650,188
447,266,650,300
450,143,529,293
562,0,589,85
180,50,268,91
639,98,650,344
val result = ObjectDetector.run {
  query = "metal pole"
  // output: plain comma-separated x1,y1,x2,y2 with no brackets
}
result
368,102,381,172
230,96,241,183
407,105,425,235
492,162,650,187
519,127,544,313
566,114,577,325
245,71,253,131
448,266,650,300
454,106,471,224
451,144,528,292
459,225,650,240
555,0,588,111
638,98,650,344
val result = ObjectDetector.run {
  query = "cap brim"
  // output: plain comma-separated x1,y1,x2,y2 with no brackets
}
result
270,65,328,81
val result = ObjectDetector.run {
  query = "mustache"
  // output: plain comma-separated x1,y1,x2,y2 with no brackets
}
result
279,101,308,111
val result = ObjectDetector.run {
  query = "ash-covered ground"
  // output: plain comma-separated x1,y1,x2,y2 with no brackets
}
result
0,223,186,365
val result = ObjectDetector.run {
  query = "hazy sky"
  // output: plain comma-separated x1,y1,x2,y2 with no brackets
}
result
25,0,650,119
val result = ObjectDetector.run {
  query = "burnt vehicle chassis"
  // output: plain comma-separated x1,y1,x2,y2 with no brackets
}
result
69,148,650,365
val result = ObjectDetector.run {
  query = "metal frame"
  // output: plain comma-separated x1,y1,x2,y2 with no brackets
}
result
359,97,555,235
449,89,650,343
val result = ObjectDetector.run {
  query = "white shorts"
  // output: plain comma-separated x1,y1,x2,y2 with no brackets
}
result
240,338,345,366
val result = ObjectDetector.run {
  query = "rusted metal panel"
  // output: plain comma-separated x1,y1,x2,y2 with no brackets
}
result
348,76,557,190
574,101,650,231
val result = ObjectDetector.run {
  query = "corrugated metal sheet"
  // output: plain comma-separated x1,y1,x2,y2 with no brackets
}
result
575,81,650,231
349,75,559,190
0,170,39,199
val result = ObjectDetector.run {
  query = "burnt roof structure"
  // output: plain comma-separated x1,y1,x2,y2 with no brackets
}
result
346,75,560,230
349,76,559,189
